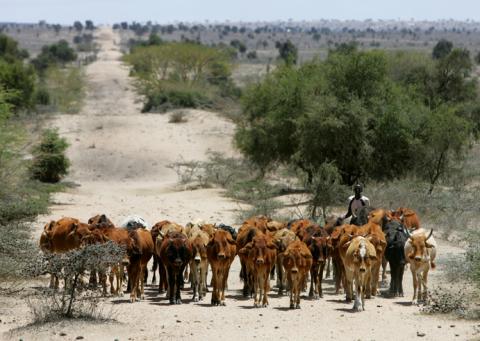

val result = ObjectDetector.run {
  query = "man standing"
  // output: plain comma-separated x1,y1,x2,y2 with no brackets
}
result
343,184,370,225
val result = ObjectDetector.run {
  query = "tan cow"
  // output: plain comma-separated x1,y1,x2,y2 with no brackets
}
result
207,229,236,306
343,236,377,311
404,228,437,304
188,228,209,302
282,240,312,309
272,228,297,295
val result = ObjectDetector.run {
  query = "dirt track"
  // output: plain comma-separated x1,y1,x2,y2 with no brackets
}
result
3,27,480,341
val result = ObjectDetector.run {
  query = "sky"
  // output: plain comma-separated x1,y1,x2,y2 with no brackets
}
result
1,0,479,24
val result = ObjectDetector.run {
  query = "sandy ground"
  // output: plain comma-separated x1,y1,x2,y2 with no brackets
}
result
2,27,480,341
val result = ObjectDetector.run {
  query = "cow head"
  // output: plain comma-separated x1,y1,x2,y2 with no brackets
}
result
407,229,434,263
241,234,276,266
66,221,93,246
208,229,235,259
191,235,208,263
353,238,376,273
273,228,296,254
88,214,115,229
165,232,191,267
309,236,331,264
368,209,390,229
283,244,312,274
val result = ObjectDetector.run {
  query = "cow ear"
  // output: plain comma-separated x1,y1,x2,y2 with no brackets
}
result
369,254,377,261
69,223,78,235
99,214,107,224
425,242,435,248
227,236,235,245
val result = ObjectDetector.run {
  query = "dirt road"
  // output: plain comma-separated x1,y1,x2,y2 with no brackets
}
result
3,27,479,341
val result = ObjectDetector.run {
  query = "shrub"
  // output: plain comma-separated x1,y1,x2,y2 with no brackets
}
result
168,110,187,123
30,129,70,183
142,84,212,113
422,285,468,315
26,242,124,319
32,40,77,74
0,59,36,110
35,86,50,105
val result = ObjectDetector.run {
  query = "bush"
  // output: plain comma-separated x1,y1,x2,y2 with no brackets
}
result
422,285,468,315
26,242,124,320
0,59,36,110
142,84,212,113
32,40,77,74
168,110,187,123
30,129,70,183
35,86,50,105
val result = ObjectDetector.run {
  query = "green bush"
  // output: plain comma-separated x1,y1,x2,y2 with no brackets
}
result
142,85,212,113
32,40,77,74
0,59,36,110
35,86,50,105
30,129,70,183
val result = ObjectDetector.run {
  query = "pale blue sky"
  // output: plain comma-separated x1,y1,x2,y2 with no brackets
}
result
1,0,479,24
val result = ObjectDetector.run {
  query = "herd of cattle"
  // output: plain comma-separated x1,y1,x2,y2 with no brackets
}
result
39,207,437,311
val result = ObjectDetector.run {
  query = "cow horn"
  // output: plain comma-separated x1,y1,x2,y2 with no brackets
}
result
426,229,433,241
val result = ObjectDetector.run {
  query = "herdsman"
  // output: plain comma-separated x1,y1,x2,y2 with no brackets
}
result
342,184,370,225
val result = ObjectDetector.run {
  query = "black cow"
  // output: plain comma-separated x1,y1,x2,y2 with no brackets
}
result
304,227,330,299
383,221,408,297
159,232,192,304
218,223,237,240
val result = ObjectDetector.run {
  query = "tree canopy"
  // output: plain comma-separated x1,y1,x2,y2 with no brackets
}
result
235,44,477,191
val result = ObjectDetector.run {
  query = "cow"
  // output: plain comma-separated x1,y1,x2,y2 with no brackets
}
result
323,215,344,278
88,219,132,296
88,214,115,229
343,236,377,311
39,218,93,289
242,215,271,234
272,228,297,295
126,228,154,302
393,207,421,230
331,224,358,296
303,228,331,299
237,224,261,297
404,228,437,304
383,221,408,297
188,228,209,302
207,229,236,306
121,215,148,230
356,213,387,297
282,240,312,309
217,223,237,240
239,233,277,307
151,220,184,292
159,231,192,304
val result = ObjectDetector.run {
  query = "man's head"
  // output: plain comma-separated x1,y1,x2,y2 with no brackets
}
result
353,184,363,197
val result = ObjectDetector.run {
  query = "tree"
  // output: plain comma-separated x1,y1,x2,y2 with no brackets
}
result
302,162,346,220
432,39,453,60
0,59,36,110
85,20,95,30
0,33,29,62
32,40,77,73
73,21,83,32
416,106,471,194
30,129,70,183
275,40,298,66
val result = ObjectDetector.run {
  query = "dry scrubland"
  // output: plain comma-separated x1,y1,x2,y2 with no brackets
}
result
1,24,480,340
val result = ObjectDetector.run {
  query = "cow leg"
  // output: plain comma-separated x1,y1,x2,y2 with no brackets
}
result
319,262,325,298
109,269,115,295
151,256,157,284
381,256,388,284
128,262,140,303
325,257,331,278
388,262,395,296
262,271,269,307
175,270,183,304
167,267,176,304
295,275,302,309
371,262,380,296
89,269,98,289
308,265,315,298
277,258,284,295
353,278,362,311
344,268,354,302
139,266,146,300
411,269,418,305
99,270,107,296
421,269,429,302
220,267,228,306
398,264,405,297
159,260,167,294
200,260,207,301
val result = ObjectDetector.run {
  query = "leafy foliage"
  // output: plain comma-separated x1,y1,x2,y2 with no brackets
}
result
32,40,77,74
30,129,70,183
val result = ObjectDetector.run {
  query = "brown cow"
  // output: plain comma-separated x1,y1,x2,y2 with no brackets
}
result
302,227,331,299
343,236,377,311
126,228,154,302
39,218,93,288
159,231,192,304
237,223,261,297
272,228,296,295
89,221,133,296
395,207,421,230
356,211,387,297
331,224,358,296
404,228,437,304
88,214,115,229
207,229,236,306
283,240,312,309
239,233,277,307
152,220,184,293
242,215,271,234
188,228,209,302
